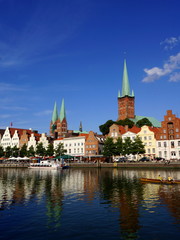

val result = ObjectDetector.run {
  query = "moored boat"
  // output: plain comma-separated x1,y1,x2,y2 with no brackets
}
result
29,162,61,170
140,178,180,184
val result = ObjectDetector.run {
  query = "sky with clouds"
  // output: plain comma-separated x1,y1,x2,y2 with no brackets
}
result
0,0,180,134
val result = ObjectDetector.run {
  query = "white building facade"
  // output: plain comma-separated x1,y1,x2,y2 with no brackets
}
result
54,136,86,156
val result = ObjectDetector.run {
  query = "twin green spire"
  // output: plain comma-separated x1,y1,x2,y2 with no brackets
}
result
51,99,66,123
118,59,134,98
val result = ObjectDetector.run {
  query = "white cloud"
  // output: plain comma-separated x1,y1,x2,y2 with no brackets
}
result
169,72,180,82
142,52,180,82
160,36,180,50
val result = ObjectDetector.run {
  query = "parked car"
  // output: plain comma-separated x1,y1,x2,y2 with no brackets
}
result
138,157,150,162
116,157,128,162
154,157,165,161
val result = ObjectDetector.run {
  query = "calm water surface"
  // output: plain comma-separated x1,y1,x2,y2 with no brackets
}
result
0,168,180,240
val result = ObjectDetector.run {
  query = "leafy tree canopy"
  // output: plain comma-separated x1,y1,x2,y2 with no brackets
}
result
136,118,152,128
54,143,66,157
0,146,4,158
102,137,116,157
36,142,46,157
99,120,115,135
131,136,145,155
116,118,134,128
46,143,54,156
20,144,28,157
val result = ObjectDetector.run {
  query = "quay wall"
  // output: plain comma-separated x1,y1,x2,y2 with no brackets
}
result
1,162,180,169
69,162,180,169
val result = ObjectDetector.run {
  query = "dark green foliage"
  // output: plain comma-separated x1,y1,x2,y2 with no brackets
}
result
12,146,19,157
99,118,134,135
27,145,35,157
122,137,133,155
102,137,116,157
46,143,54,156
116,118,134,128
5,146,12,158
131,136,145,155
136,118,152,128
115,137,123,155
54,143,66,157
99,120,115,135
20,144,28,157
0,146,4,157
36,142,46,157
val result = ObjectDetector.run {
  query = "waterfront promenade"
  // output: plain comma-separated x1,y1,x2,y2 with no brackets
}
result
1,161,180,169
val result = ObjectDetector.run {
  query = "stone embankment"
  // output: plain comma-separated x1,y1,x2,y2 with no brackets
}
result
70,161,180,169
1,161,180,169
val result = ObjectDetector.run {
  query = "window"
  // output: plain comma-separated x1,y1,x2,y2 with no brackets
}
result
163,129,166,133
171,151,176,156
178,141,180,146
148,148,150,153
152,148,155,153
164,142,167,147
171,141,175,148
159,151,162,157
176,128,179,132
164,135,166,139
149,136,152,140
144,136,147,140
158,142,161,147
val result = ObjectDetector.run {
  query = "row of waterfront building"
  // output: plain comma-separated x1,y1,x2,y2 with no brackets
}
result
0,109,180,160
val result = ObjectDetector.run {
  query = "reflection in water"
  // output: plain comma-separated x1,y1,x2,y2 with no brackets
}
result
0,168,180,239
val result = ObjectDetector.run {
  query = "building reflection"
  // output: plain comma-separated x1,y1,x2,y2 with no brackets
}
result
1,168,180,236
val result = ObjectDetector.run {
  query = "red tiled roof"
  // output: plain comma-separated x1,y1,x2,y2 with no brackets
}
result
129,126,141,133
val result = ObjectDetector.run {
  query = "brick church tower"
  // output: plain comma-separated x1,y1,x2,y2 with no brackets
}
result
118,59,135,120
50,99,67,139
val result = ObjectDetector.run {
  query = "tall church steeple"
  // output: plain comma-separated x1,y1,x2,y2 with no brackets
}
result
117,59,135,120
52,101,58,123
60,98,66,121
50,99,68,139
122,59,131,97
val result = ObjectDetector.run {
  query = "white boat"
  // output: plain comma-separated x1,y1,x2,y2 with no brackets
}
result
29,160,61,170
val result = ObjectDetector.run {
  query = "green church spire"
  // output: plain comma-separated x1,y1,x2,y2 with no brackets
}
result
122,59,131,97
60,98,66,121
52,101,58,123
118,90,121,98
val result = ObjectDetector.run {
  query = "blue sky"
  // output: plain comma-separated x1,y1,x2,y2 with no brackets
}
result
0,0,180,134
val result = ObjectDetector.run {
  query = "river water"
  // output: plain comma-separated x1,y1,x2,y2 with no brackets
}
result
0,168,180,240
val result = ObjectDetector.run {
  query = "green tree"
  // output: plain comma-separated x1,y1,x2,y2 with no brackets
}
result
116,118,134,128
115,137,123,156
27,145,35,157
5,146,12,158
46,143,54,156
20,144,28,157
102,137,116,159
12,146,19,157
136,118,152,128
131,136,145,155
0,146,4,157
54,143,66,157
99,120,115,135
36,142,46,157
122,137,133,156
